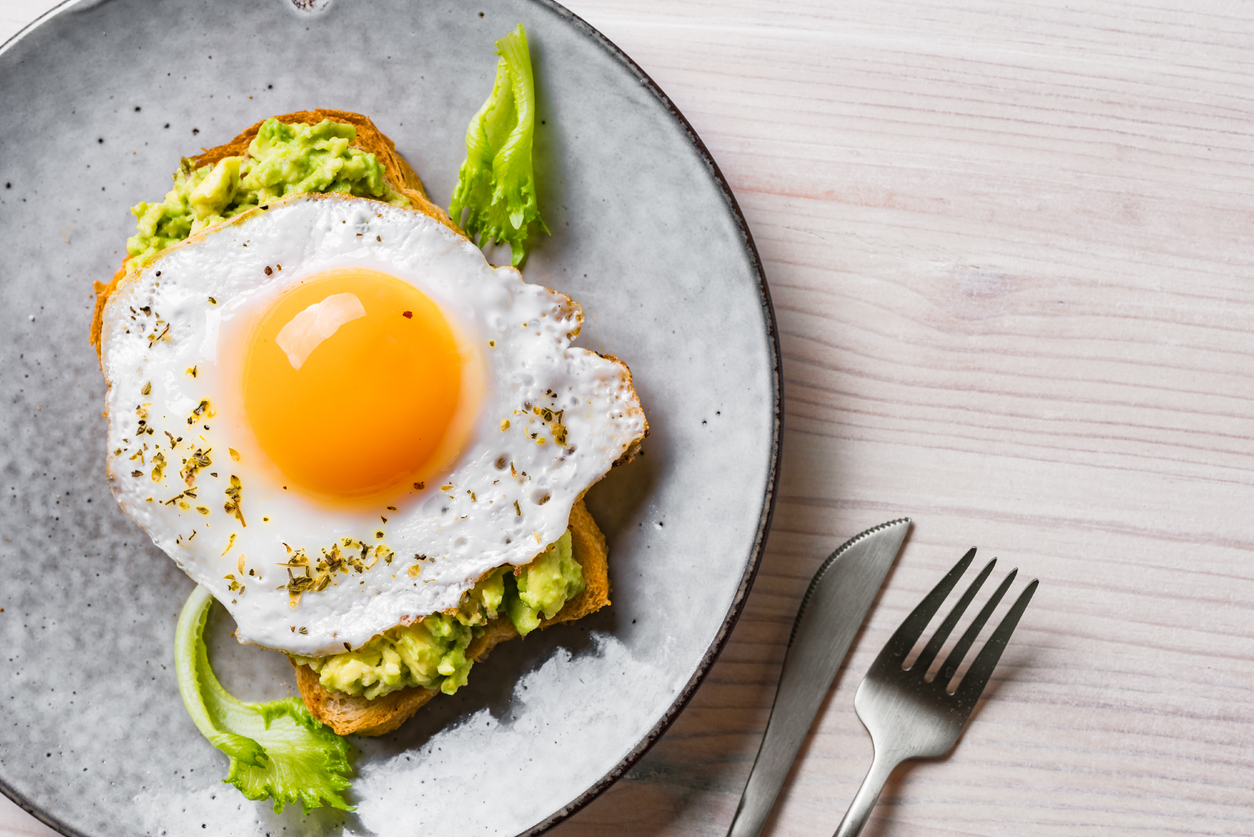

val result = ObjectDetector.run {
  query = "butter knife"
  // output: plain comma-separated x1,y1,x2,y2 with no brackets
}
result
727,518,911,837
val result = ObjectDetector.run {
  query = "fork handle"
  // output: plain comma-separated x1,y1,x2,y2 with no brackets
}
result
833,751,899,837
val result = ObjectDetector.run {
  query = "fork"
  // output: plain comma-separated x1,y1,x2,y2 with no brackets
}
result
834,548,1038,837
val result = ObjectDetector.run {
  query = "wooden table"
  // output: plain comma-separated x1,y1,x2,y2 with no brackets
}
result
3,1,1252,835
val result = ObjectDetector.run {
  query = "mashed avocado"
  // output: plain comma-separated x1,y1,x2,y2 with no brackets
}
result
127,118,410,262
506,529,584,636
299,530,583,700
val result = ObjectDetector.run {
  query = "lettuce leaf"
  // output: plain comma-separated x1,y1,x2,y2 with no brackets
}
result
174,585,354,814
449,23,549,266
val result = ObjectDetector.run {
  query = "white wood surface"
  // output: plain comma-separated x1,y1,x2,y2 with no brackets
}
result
3,0,1253,835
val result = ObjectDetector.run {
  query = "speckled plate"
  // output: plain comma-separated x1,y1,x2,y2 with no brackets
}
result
0,1,780,835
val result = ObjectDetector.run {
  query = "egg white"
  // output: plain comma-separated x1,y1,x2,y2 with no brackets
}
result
100,194,646,655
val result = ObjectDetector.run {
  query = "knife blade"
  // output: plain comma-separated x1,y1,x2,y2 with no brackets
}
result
727,518,911,837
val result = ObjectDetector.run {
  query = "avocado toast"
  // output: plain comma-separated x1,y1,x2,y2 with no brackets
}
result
97,109,633,736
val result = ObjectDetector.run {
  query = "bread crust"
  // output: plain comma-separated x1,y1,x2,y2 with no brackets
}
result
90,108,460,356
293,496,611,736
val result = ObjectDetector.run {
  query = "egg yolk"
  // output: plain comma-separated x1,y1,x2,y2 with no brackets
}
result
243,268,468,497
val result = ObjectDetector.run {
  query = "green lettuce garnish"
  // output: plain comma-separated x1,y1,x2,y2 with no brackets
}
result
174,585,354,814
449,23,549,266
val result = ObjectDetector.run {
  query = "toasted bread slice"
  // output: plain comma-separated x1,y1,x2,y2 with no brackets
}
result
91,108,459,354
97,111,632,735
293,496,611,736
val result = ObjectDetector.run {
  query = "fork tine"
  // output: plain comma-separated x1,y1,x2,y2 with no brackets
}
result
951,578,1039,710
937,568,1017,686
910,559,996,676
870,548,977,670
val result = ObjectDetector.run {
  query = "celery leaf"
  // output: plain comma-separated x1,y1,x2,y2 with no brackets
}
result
174,585,354,814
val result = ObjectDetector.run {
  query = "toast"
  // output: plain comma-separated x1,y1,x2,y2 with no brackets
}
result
293,496,611,736
99,110,621,735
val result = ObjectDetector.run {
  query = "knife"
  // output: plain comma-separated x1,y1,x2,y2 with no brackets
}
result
727,518,911,837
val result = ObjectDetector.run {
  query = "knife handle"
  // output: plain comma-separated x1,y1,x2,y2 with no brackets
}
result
726,608,850,837
726,704,809,837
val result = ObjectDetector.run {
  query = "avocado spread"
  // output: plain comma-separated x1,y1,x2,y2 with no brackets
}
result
506,529,584,636
127,118,410,262
298,530,585,700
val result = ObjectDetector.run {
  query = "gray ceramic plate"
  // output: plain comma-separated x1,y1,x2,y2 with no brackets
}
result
0,0,780,834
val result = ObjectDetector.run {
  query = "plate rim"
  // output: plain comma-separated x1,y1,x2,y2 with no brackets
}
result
0,0,783,834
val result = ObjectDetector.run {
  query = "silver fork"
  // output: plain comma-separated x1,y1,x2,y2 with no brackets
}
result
834,548,1038,837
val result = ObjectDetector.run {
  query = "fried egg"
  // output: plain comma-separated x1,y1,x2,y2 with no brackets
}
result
99,193,646,655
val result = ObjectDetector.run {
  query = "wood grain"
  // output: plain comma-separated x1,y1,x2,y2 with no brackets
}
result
2,0,1252,835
